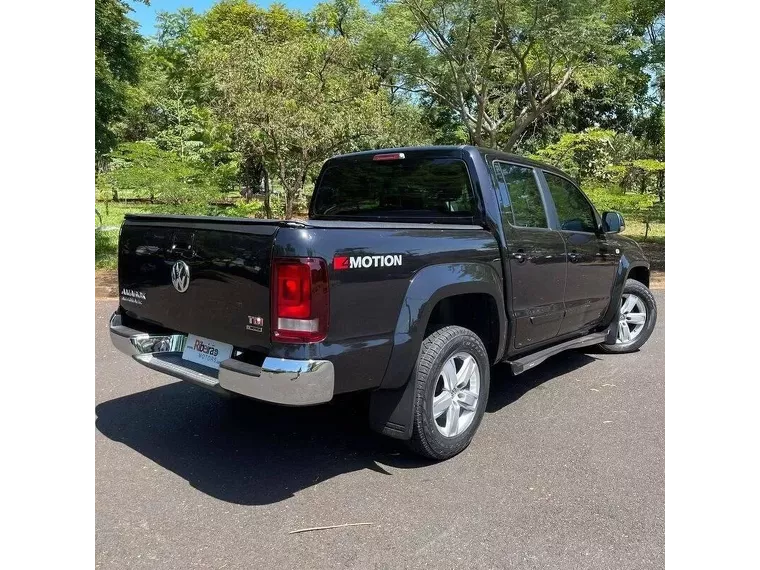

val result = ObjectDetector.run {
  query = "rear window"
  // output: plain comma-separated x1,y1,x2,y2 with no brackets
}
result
311,157,476,221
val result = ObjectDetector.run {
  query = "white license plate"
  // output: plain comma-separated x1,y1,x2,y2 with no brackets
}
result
182,334,234,370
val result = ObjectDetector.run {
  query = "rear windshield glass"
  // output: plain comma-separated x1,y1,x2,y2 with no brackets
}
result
312,157,476,221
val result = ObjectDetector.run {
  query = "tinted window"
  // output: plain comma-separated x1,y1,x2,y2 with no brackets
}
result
312,157,475,221
494,162,547,228
544,173,599,233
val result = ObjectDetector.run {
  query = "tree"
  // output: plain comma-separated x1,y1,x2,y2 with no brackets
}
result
532,128,617,182
116,7,241,199
95,0,145,164
379,0,620,151
97,141,217,209
197,1,317,216
210,31,402,218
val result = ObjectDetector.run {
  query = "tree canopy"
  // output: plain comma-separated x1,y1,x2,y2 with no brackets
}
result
95,0,665,219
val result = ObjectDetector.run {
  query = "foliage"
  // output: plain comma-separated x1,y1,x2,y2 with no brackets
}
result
97,141,219,212
208,25,425,217
373,0,629,151
533,127,665,207
225,199,265,218
532,128,617,182
584,184,655,220
96,0,146,162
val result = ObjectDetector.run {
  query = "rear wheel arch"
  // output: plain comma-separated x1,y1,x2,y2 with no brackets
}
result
425,293,500,365
381,262,506,391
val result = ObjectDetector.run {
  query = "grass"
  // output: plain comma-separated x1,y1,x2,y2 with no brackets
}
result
95,229,119,270
621,220,665,243
621,221,665,272
96,201,180,228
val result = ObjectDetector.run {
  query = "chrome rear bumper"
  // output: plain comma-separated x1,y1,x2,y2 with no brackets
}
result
109,312,334,405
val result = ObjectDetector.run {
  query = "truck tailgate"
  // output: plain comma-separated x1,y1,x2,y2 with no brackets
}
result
118,215,280,352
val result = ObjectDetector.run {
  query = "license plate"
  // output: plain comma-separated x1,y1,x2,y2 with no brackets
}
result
182,334,234,370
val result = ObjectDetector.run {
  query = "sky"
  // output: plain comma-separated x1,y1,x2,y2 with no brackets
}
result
129,1,354,37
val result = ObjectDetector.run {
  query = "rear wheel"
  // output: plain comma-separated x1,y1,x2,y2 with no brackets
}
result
600,279,657,353
407,326,490,460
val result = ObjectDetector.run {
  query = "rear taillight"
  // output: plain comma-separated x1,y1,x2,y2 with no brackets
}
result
271,257,329,343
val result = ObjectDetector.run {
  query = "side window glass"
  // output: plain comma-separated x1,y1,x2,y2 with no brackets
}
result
544,173,598,233
496,162,548,228
490,161,513,220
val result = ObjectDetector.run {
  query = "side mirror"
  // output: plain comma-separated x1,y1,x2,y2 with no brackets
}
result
602,211,625,233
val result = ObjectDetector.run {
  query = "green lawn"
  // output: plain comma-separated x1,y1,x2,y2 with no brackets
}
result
96,201,179,228
621,220,665,243
95,230,119,270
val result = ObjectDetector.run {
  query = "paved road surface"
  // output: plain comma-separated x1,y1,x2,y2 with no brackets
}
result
96,292,664,569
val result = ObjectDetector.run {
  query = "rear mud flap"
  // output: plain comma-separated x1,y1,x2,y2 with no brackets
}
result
368,378,416,440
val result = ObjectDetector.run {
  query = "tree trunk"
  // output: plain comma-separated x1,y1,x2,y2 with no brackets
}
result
284,194,293,219
657,170,665,202
263,170,272,219
240,151,264,203
283,186,296,219
504,113,537,152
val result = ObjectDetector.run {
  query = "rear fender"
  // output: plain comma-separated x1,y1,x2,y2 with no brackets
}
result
369,262,505,440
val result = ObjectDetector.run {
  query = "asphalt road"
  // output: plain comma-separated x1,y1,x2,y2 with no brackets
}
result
96,292,664,569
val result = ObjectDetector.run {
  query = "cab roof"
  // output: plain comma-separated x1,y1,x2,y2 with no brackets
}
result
330,145,571,180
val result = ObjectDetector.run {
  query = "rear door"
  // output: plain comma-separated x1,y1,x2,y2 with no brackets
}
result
540,172,618,335
490,160,567,350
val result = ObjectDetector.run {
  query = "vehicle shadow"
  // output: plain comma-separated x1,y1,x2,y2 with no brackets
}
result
487,350,599,413
96,350,598,506
95,383,431,506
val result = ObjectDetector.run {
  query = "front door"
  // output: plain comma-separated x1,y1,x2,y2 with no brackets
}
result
491,160,567,351
541,172,618,335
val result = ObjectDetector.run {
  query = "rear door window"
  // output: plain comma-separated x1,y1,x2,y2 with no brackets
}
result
493,162,548,228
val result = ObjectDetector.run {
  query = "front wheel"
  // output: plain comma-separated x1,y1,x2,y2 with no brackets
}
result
407,326,490,460
600,279,657,354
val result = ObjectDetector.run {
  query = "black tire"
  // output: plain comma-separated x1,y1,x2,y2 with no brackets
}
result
600,278,657,354
407,326,490,460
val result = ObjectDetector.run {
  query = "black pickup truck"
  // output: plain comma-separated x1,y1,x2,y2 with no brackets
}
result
110,145,656,460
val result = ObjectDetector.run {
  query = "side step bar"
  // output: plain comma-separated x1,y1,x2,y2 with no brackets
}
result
506,331,608,375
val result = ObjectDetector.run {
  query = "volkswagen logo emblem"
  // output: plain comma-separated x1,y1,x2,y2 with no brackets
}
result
171,261,191,293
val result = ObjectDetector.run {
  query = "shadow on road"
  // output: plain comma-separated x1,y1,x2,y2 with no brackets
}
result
96,350,598,506
488,351,599,413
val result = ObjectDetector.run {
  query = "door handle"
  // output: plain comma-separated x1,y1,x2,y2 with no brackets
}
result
511,249,527,263
568,251,580,263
